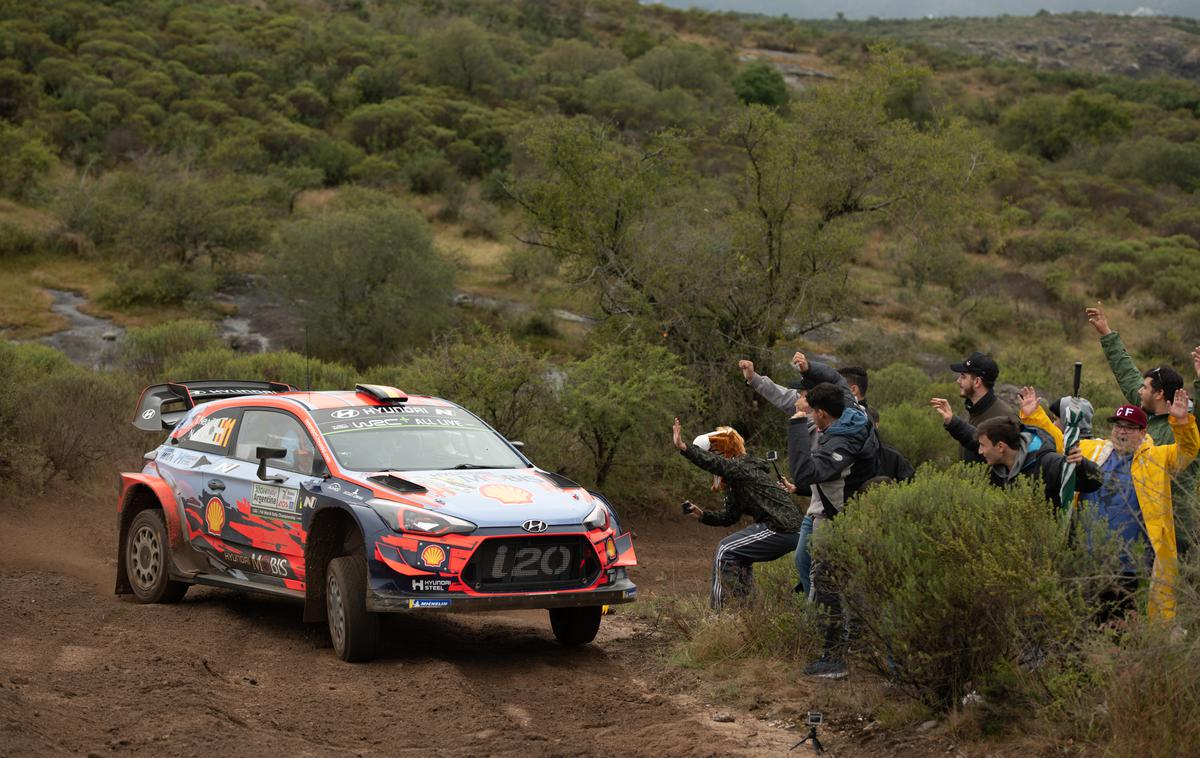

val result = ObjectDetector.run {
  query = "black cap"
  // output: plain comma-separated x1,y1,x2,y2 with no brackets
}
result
950,352,999,383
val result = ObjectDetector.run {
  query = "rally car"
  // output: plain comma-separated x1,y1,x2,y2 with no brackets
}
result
116,380,637,661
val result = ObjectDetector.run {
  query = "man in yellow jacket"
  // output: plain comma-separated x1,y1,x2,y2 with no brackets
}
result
1020,388,1197,621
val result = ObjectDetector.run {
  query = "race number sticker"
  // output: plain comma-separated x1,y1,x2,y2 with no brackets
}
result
250,483,301,521
189,416,237,448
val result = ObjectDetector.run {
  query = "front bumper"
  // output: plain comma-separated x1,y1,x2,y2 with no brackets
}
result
367,577,637,613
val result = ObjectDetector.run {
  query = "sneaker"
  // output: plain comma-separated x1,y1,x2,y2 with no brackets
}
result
803,657,848,679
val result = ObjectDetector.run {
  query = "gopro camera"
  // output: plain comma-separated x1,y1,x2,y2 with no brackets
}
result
806,711,823,726
766,450,779,462
681,500,694,515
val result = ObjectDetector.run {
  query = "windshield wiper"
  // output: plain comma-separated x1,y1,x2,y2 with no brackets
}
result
451,464,515,470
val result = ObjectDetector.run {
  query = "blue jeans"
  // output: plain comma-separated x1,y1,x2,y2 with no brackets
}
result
794,514,814,597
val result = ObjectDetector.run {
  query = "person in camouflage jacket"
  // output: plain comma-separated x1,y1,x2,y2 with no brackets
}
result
673,418,803,610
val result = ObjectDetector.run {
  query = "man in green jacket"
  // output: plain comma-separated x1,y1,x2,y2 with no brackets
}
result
1086,303,1200,554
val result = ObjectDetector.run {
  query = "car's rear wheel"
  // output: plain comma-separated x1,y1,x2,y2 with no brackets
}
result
326,553,379,662
125,510,188,604
549,606,603,646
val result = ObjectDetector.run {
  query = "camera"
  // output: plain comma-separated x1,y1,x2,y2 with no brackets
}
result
681,500,694,515
806,711,823,726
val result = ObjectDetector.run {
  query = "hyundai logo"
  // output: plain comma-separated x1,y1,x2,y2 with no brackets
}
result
521,519,548,533
331,409,360,419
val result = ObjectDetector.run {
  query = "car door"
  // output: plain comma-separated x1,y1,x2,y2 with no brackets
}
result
214,408,325,586
159,406,245,561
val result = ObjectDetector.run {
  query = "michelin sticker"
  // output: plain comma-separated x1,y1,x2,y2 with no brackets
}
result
408,599,451,608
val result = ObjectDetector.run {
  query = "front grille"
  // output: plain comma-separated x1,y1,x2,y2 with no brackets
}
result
461,536,599,593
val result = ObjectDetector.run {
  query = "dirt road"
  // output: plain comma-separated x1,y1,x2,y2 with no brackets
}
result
0,491,799,757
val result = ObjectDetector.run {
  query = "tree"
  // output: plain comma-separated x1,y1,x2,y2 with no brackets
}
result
513,55,1001,425
420,19,506,96
0,124,55,200
560,342,702,488
270,206,455,367
731,62,788,108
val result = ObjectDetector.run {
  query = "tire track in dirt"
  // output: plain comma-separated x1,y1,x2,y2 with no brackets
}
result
0,493,798,756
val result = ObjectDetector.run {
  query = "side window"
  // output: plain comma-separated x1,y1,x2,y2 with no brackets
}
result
235,410,320,476
177,408,241,455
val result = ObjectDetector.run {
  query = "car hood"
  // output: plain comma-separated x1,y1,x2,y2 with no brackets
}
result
356,468,595,529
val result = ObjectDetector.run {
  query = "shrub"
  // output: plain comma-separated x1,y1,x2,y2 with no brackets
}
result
1000,231,1086,264
164,348,357,389
869,363,934,409
0,342,142,491
98,265,217,308
732,62,789,108
122,319,222,379
877,402,958,466
1091,261,1140,299
1151,265,1200,310
0,221,47,258
1106,136,1200,193
814,466,1102,710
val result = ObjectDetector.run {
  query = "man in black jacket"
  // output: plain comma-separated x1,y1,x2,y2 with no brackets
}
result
975,416,1102,510
931,351,1018,463
673,418,804,610
788,383,879,679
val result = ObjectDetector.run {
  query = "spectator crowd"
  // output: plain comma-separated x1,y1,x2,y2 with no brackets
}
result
672,304,1200,679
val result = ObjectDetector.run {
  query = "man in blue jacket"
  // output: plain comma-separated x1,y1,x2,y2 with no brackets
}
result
788,382,878,679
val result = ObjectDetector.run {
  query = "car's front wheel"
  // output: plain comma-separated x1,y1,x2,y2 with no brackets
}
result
549,606,602,646
125,509,188,604
326,553,380,662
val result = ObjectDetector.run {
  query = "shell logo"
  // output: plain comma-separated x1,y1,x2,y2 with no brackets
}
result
605,537,618,563
420,544,447,568
478,483,534,505
205,497,225,534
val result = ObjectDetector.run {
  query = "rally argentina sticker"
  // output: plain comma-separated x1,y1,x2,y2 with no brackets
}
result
250,483,301,521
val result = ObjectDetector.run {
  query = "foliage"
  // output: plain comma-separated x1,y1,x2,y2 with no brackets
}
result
559,341,702,489
98,264,217,308
163,348,357,390
362,328,554,441
998,91,1131,161
814,465,1111,710
122,319,223,379
876,402,958,465
269,204,455,368
420,19,507,97
0,123,55,201
0,341,141,491
731,62,789,108
1106,136,1200,193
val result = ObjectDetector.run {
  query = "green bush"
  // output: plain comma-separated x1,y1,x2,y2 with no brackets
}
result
877,402,958,466
1000,231,1086,264
0,221,47,258
814,466,1103,710
869,363,934,409
1106,136,1200,193
164,348,357,389
0,342,142,491
1151,265,1200,310
98,265,217,308
731,62,789,108
122,319,223,379
1092,261,1140,299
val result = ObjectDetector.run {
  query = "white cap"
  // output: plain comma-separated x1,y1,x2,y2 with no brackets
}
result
691,434,711,450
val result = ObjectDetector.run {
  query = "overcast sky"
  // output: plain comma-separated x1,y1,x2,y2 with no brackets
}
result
648,0,1200,20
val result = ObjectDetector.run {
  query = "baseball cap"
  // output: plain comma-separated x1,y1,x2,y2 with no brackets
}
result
1107,404,1148,429
950,352,999,383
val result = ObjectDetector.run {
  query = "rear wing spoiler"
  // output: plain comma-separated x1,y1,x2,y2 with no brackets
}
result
132,380,297,431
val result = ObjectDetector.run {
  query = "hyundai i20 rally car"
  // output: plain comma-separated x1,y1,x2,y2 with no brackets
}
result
116,381,637,661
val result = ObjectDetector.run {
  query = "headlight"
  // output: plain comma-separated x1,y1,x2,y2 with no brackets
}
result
367,498,476,536
583,501,610,531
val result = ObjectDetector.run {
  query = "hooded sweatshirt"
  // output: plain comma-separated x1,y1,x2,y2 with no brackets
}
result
986,425,1102,510
788,405,879,519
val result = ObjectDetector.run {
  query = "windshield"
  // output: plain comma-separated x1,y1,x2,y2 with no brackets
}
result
312,405,526,472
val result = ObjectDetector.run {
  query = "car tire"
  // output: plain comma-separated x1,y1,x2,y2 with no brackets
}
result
549,606,603,646
125,509,188,604
326,553,380,662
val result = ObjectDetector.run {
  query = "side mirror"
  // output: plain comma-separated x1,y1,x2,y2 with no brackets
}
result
766,450,779,462
256,446,287,483
311,458,330,479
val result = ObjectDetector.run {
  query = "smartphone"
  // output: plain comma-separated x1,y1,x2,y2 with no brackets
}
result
681,500,694,515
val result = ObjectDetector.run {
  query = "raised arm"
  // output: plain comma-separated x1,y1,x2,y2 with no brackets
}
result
1088,304,1144,405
